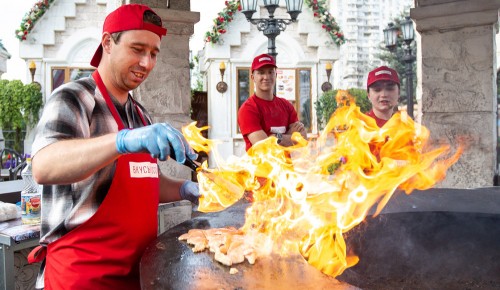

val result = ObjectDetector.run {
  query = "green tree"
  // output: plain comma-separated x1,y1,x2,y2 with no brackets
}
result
0,80,43,153
315,88,371,132
190,54,204,92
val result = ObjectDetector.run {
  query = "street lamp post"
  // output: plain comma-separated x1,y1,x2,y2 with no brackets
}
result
383,16,416,118
240,0,304,62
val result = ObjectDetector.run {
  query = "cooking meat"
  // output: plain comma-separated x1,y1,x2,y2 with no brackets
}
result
178,227,257,267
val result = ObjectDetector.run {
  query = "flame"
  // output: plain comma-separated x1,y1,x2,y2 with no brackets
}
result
182,90,462,277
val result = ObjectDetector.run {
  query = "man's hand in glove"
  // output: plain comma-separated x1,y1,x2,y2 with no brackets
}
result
179,180,200,205
115,123,197,162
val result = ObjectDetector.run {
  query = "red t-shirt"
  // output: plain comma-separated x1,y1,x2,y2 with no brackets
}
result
238,94,299,151
365,110,388,128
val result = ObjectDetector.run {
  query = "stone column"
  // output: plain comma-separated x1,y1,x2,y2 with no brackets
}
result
129,0,200,179
411,0,500,188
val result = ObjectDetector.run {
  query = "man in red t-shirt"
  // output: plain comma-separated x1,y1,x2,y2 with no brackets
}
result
365,66,401,127
238,53,307,151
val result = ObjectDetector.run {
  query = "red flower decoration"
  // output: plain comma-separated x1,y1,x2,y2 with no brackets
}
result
305,0,345,45
16,0,56,41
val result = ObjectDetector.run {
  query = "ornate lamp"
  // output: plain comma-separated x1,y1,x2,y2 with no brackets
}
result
321,62,333,92
216,62,228,94
240,0,304,61
400,16,415,46
29,61,36,83
383,22,398,53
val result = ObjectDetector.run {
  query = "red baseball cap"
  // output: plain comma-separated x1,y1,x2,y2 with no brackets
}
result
251,53,277,71
90,4,167,67
367,66,400,89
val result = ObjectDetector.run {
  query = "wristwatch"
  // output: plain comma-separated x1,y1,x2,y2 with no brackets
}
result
276,132,283,144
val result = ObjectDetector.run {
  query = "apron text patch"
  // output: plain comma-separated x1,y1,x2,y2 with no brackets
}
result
129,162,159,178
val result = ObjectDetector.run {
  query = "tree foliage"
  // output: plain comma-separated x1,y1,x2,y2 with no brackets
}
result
0,80,43,152
314,88,371,132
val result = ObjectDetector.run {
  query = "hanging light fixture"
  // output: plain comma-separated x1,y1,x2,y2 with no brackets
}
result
284,0,303,21
240,0,259,20
383,22,398,52
400,16,415,45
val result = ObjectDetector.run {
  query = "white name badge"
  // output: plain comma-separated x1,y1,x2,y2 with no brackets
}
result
129,162,159,178
270,126,286,134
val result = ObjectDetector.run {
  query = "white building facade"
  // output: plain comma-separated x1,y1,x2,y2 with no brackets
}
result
198,1,341,161
0,42,11,78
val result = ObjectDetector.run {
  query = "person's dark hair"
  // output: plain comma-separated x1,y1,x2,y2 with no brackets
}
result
111,10,162,44
143,10,162,27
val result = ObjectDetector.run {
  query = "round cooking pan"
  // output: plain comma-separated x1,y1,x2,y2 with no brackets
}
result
140,200,358,290
141,188,500,290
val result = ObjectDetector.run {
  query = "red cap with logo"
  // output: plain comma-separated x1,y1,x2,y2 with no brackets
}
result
90,4,167,67
251,53,277,71
367,66,400,89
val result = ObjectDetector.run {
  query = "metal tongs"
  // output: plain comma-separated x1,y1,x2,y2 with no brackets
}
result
178,154,245,198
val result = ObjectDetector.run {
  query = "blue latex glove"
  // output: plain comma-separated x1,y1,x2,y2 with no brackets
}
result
179,180,200,205
116,123,197,163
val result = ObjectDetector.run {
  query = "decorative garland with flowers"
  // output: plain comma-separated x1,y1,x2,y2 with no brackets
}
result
205,0,241,44
305,0,345,45
16,0,55,41
205,0,345,46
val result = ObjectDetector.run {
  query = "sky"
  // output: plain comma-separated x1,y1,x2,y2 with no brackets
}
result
0,0,226,83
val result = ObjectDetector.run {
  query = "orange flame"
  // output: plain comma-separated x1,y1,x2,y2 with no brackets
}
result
182,90,462,277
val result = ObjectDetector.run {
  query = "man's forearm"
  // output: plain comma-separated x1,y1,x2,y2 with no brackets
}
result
32,134,119,184
159,174,183,203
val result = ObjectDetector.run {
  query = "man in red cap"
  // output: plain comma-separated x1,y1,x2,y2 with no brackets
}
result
365,65,401,127
238,53,307,151
29,4,199,289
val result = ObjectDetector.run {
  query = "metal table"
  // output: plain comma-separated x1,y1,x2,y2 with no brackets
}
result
0,180,23,203
0,170,10,181
0,169,22,182
0,219,40,290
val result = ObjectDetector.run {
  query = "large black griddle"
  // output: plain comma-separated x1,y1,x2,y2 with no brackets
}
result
141,188,500,290
339,211,500,289
140,200,358,290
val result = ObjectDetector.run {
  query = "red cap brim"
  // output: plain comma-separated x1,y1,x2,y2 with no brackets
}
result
90,45,103,68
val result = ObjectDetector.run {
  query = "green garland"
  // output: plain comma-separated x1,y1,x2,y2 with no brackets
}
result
16,0,55,41
205,0,345,46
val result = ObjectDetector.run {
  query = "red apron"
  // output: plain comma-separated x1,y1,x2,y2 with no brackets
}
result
29,71,159,289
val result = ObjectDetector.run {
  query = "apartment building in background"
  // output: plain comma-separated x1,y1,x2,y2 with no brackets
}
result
330,0,412,89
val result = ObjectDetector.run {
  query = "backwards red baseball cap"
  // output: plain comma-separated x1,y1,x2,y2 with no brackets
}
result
367,66,400,89
90,4,167,67
251,53,277,71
